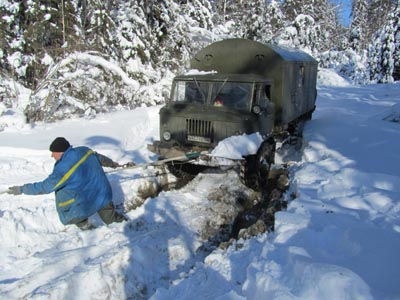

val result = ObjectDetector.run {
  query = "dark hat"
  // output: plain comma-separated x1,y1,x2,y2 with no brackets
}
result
49,137,70,152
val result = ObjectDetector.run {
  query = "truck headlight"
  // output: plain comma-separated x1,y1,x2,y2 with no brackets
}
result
163,131,171,141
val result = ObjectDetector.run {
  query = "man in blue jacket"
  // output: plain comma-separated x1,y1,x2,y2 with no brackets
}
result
7,137,127,230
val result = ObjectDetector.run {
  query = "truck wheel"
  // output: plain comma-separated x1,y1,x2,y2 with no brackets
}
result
240,137,276,191
240,154,259,190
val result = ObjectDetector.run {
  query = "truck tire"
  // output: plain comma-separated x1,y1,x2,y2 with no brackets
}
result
240,137,276,191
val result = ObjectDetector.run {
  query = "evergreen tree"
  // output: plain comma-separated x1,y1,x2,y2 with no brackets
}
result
282,0,332,24
112,0,152,65
318,0,343,51
0,0,79,88
75,0,118,56
219,0,251,38
350,0,369,51
281,0,302,22
224,0,286,43
262,0,285,43
368,0,393,38
280,0,341,53
0,1,34,85
242,0,266,40
369,0,400,82
143,0,214,72
182,0,213,30
213,0,228,22
393,1,400,80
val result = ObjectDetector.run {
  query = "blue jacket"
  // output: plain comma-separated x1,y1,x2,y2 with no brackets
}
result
21,146,113,225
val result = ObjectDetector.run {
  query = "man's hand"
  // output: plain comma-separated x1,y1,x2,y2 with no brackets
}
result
122,162,136,168
107,161,136,169
110,162,121,169
7,186,22,195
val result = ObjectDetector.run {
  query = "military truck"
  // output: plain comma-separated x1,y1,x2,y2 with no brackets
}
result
149,38,318,190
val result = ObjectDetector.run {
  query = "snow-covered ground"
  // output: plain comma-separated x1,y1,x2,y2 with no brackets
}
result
1,69,400,299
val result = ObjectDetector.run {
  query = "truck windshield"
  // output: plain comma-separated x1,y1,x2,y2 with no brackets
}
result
171,80,252,110
172,80,208,104
211,82,251,110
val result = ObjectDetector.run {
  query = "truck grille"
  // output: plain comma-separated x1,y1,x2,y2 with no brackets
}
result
186,119,213,144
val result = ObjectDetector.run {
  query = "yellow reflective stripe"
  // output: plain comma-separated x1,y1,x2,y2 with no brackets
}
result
58,198,75,207
53,149,94,189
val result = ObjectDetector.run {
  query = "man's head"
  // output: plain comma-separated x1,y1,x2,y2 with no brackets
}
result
49,137,70,160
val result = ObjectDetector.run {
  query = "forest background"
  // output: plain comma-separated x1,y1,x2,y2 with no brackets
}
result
0,0,399,123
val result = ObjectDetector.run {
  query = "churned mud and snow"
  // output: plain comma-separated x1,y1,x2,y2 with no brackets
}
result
1,69,400,300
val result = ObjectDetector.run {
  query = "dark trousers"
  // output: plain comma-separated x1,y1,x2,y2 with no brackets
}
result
74,202,126,230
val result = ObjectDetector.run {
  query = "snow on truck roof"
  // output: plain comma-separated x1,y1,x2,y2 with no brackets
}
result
190,39,317,75
193,38,317,63
178,72,272,83
267,43,317,62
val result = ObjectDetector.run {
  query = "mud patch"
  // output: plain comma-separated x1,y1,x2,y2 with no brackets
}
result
166,162,211,189
227,168,290,243
190,167,291,252
190,170,259,252
122,161,292,252
122,166,176,211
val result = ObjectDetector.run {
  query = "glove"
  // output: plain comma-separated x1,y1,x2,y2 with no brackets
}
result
122,162,136,168
8,186,22,195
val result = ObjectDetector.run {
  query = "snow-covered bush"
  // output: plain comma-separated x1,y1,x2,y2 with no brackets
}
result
319,49,369,84
24,52,172,122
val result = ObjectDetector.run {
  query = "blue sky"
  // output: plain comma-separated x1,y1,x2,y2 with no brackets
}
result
333,0,352,26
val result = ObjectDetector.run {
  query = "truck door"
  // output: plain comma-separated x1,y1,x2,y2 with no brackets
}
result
254,83,274,136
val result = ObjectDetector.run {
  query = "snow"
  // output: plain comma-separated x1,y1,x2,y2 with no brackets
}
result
1,69,400,299
211,133,263,160
317,68,351,87
184,69,218,76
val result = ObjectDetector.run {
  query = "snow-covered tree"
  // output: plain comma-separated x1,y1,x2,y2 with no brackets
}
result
282,0,331,24
182,0,213,30
112,1,152,66
369,1,400,82
281,0,302,22
317,0,343,51
0,1,41,86
350,0,369,51
143,0,214,72
0,0,83,88
278,14,323,53
392,0,400,81
241,0,266,40
74,0,118,57
279,0,342,53
261,0,286,43
368,0,394,37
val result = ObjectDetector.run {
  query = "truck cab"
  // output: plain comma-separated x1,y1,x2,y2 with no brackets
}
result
149,73,275,159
